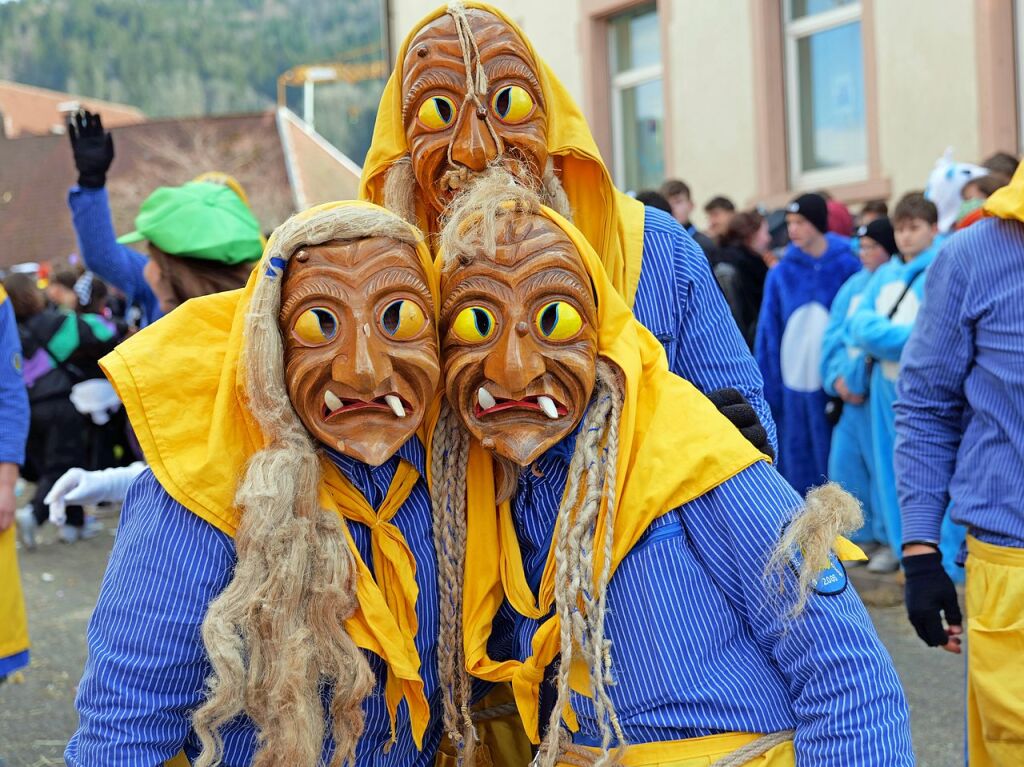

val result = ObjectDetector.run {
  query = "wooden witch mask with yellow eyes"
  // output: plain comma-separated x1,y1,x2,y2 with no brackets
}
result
401,6,548,219
279,237,440,466
440,212,598,467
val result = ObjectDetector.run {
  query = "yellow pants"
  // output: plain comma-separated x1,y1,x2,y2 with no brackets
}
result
556,732,795,766
966,536,1024,766
0,526,30,666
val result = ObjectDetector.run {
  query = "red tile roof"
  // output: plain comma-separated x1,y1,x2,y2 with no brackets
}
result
0,79,145,139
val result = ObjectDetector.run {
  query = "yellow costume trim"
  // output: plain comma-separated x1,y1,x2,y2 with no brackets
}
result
557,732,795,766
100,200,437,747
359,1,647,307
0,527,30,663
445,205,767,743
983,160,1024,224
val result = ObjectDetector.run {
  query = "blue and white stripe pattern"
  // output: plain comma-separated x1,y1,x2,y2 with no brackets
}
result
632,207,777,454
68,186,163,327
66,438,444,766
896,217,1024,549
505,434,913,765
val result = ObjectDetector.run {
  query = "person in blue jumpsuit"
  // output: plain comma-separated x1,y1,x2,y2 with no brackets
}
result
821,217,899,549
756,193,860,494
0,282,31,681
66,203,524,766
846,193,965,575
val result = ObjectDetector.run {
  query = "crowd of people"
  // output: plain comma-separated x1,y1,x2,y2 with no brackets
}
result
633,145,1017,581
0,3,1021,766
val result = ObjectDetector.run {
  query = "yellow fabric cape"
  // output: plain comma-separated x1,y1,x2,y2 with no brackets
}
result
99,200,439,748
439,205,767,743
359,1,647,307
984,160,1024,223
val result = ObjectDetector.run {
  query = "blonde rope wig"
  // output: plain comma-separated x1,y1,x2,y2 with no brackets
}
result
191,205,424,767
433,174,627,766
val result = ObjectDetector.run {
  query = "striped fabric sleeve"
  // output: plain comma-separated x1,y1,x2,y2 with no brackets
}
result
67,186,159,319
679,462,914,766
894,250,972,545
66,470,236,766
0,298,29,466
665,218,778,453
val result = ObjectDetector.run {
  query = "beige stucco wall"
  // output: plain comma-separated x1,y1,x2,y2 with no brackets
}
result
871,0,980,199
388,0,584,101
664,0,759,222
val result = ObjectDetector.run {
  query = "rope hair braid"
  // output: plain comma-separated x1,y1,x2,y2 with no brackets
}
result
192,205,422,767
765,482,864,620
429,402,478,766
535,360,627,767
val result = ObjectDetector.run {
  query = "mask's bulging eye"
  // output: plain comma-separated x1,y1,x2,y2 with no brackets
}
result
293,307,339,346
451,306,496,343
418,95,457,130
380,299,427,340
536,301,583,341
491,85,535,124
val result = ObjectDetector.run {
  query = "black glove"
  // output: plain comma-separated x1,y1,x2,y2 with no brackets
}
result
67,110,114,188
903,551,963,647
707,387,774,460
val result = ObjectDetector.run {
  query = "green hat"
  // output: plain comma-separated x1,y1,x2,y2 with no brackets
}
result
117,181,263,265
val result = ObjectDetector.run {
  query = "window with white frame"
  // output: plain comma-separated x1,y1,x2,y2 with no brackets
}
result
608,4,663,192
784,0,866,188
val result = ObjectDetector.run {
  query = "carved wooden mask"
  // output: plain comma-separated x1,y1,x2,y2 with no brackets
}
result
441,214,598,467
402,9,548,219
279,237,440,466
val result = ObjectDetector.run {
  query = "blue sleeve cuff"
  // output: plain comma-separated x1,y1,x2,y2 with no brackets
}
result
901,505,944,545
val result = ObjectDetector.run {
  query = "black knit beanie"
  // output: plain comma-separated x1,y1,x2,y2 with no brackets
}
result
857,217,899,256
787,193,829,234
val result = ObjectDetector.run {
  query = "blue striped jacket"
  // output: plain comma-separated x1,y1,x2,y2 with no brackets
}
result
66,439,444,766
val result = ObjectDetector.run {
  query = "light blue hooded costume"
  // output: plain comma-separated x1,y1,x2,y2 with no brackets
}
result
821,267,886,544
756,233,860,494
846,242,966,579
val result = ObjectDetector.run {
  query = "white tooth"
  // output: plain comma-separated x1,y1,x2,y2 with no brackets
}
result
478,387,497,410
385,394,406,418
537,395,559,420
324,390,343,412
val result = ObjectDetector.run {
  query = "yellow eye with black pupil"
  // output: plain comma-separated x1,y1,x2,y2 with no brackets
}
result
293,307,338,345
536,301,583,341
452,306,496,343
492,85,534,123
380,299,426,340
418,96,457,130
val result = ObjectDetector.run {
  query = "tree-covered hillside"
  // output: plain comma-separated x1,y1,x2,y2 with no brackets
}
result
0,0,388,160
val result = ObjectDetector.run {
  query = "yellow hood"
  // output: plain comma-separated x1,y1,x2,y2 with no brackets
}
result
100,199,440,747
360,1,647,306
984,160,1024,223
449,204,766,742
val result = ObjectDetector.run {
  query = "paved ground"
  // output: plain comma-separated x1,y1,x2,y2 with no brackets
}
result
0,515,966,766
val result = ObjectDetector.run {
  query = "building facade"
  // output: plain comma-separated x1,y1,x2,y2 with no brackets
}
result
389,0,1019,221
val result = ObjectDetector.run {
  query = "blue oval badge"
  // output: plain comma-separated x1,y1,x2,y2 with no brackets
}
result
789,549,848,597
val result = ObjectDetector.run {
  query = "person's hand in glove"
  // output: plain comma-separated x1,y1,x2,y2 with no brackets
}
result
67,110,114,189
45,463,147,525
707,387,774,460
903,545,963,654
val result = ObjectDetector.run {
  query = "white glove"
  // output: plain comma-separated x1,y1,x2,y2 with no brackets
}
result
46,463,147,524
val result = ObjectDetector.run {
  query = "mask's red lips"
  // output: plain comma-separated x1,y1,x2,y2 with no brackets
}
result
322,392,409,421
474,393,567,419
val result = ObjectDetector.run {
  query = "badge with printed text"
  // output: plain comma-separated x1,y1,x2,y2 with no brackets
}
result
789,548,849,597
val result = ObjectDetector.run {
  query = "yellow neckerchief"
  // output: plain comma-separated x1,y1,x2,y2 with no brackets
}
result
319,459,428,747
430,204,765,743
99,200,438,748
984,160,1024,223
360,1,646,307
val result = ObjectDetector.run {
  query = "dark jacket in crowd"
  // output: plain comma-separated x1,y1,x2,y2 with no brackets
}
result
17,309,121,404
711,244,768,350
